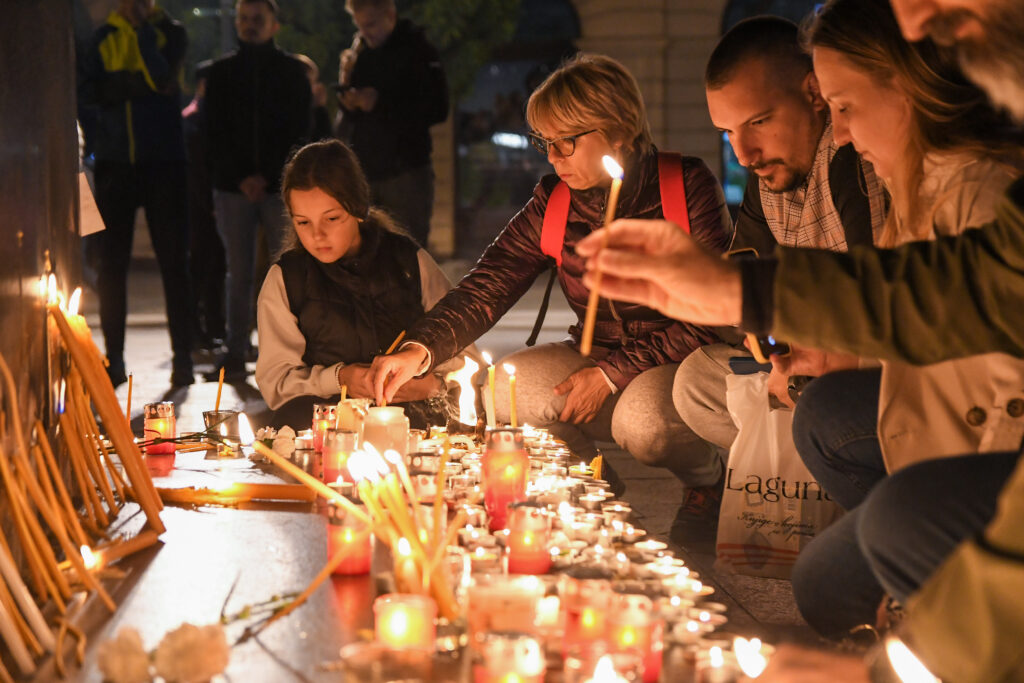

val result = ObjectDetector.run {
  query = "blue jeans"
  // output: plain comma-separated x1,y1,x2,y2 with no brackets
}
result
793,369,884,510
213,190,290,360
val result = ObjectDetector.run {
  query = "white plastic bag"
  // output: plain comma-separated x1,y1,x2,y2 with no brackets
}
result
715,373,842,579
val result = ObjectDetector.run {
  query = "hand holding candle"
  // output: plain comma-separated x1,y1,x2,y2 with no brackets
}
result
580,155,624,357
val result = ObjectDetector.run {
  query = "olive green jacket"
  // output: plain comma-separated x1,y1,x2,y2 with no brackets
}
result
772,176,1024,363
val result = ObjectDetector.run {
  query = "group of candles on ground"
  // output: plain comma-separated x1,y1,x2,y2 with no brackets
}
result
197,394,774,682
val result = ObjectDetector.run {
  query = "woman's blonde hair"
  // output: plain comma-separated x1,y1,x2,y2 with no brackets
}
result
526,53,653,158
805,0,1024,245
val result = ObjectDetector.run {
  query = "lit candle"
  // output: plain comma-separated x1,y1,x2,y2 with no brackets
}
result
733,637,769,679
327,499,371,575
373,593,436,651
143,402,176,454
481,428,529,531
362,406,410,456
475,632,545,683
608,592,663,683
322,429,357,483
482,351,497,428
503,363,517,427
312,403,336,453
507,529,551,575
586,655,629,683
580,155,624,357
696,646,740,683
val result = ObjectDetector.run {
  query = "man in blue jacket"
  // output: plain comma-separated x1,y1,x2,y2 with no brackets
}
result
81,0,194,387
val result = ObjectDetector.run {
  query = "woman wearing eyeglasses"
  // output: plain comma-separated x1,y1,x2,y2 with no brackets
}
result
371,53,732,488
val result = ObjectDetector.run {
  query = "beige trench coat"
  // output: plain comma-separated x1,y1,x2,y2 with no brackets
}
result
877,155,1024,471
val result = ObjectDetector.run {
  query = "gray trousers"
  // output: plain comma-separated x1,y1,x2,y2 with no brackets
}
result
493,342,721,487
673,342,750,452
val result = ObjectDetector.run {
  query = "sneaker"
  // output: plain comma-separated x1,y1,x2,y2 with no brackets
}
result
106,364,128,388
171,367,196,387
670,475,725,546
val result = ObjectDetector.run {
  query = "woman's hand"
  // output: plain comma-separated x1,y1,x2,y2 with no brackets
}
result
337,363,375,399
371,346,429,405
554,367,613,424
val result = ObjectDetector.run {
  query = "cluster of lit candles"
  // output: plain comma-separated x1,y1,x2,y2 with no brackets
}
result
258,390,773,681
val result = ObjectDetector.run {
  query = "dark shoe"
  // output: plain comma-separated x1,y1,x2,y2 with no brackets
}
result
598,455,627,497
203,356,247,382
171,367,196,387
670,475,725,546
106,363,128,388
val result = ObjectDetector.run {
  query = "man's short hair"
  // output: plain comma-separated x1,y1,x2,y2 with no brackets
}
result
236,0,279,16
345,0,395,13
705,16,812,90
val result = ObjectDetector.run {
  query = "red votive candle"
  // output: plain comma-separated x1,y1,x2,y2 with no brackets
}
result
506,502,552,575
323,428,357,483
326,498,371,575
143,402,176,454
312,403,336,453
481,428,528,531
374,593,436,651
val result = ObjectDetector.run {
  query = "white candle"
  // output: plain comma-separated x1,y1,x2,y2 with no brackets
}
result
503,363,517,428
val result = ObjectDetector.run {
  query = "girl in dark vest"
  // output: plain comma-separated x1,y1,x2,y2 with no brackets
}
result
254,139,456,428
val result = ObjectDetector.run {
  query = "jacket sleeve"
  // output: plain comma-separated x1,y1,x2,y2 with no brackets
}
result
770,177,1024,363
408,182,553,369
254,266,343,410
829,144,875,248
902,454,1024,682
596,158,732,388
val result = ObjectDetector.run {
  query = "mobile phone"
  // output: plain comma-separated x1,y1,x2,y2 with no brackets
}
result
747,333,791,364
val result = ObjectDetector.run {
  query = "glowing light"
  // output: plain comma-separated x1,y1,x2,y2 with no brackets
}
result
886,637,940,683
397,537,413,558
47,274,58,305
237,413,254,446
503,362,516,376
445,356,480,425
734,637,768,678
67,287,82,316
602,155,624,180
709,646,725,669
80,545,99,570
481,351,493,366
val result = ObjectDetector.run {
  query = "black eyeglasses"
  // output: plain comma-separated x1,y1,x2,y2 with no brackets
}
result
527,129,597,157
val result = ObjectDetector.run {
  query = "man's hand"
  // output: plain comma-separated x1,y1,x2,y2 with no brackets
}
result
354,87,378,111
338,48,358,84
763,343,860,408
337,363,375,399
576,219,742,326
747,645,869,683
371,346,429,406
239,174,267,203
554,367,612,424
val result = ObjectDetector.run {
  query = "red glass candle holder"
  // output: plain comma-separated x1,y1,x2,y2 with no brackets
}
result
609,590,664,682
374,593,437,651
323,428,357,483
143,402,176,454
506,502,553,575
327,498,371,575
481,428,528,531
313,402,336,453
561,567,614,653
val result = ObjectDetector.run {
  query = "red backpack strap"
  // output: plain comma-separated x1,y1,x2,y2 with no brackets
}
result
658,152,690,234
540,181,571,265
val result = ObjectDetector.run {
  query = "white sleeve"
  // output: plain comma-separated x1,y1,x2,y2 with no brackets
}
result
254,265,344,410
417,248,453,311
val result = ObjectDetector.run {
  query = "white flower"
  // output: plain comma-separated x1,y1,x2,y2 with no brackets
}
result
272,436,295,457
277,425,296,439
97,627,151,683
154,623,229,683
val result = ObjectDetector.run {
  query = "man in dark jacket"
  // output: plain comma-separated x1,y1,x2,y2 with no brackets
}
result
335,0,448,247
81,0,194,387
204,0,312,379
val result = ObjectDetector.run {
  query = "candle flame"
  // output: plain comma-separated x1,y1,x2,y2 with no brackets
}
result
37,275,47,299
699,610,711,622
383,449,403,467
709,646,724,669
602,155,624,180
80,545,99,570
444,356,479,425
363,443,391,477
397,537,412,557
482,351,493,365
686,620,699,633
67,287,82,316
734,637,769,678
237,413,255,446
347,449,376,483
502,362,516,376
47,274,58,305
386,608,409,638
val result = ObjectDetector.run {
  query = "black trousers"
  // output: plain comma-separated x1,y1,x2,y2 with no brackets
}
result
89,160,194,372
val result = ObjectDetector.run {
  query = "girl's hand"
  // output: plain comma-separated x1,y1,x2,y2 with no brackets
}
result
391,374,442,403
371,346,429,405
554,367,612,424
